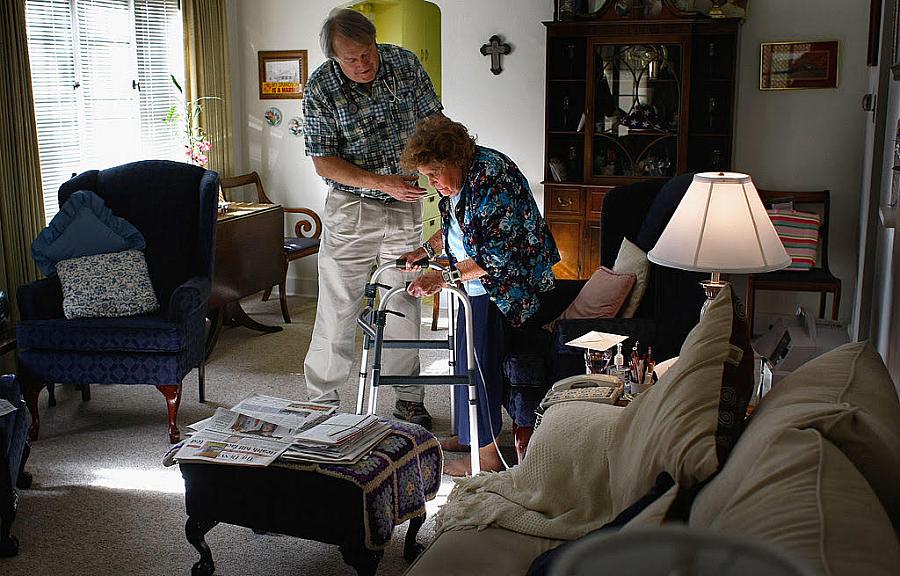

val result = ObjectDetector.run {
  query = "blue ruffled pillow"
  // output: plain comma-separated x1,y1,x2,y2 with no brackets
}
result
32,190,145,276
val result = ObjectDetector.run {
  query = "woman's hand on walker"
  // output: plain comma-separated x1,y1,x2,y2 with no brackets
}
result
400,247,429,271
407,271,444,298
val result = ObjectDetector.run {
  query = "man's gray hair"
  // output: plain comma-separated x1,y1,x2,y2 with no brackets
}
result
320,8,376,58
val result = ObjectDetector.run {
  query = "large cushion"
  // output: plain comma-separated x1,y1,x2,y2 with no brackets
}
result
57,250,159,319
31,190,145,276
607,285,754,515
557,267,635,322
407,528,564,576
744,340,900,526
691,427,900,576
612,238,649,318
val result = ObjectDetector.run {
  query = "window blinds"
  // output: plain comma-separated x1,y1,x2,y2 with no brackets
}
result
25,0,184,223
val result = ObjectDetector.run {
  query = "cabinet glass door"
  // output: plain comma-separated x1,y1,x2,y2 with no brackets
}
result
591,42,682,179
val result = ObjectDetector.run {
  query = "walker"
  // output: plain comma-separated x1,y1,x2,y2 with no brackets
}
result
355,258,481,474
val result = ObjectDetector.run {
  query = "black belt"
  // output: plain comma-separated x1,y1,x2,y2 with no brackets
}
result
332,186,398,204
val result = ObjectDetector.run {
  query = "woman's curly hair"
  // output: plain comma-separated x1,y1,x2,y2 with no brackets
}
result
400,116,477,172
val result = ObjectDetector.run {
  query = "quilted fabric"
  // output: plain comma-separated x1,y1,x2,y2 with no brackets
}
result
17,349,186,385
31,190,145,276
15,314,184,352
57,249,159,319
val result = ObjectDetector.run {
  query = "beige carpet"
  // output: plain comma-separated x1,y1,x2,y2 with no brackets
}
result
4,295,514,576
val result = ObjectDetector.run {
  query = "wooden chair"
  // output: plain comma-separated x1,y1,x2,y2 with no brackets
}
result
220,172,322,323
747,189,841,334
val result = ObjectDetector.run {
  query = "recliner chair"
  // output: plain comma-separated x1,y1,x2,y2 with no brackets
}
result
16,160,218,444
502,174,707,460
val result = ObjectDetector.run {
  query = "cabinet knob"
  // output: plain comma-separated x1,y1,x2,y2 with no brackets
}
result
557,196,573,208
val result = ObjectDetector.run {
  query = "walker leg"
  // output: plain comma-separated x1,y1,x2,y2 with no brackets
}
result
356,344,370,415
448,293,458,436
467,367,480,476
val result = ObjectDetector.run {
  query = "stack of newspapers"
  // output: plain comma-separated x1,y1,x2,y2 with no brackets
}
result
282,413,391,464
173,393,389,467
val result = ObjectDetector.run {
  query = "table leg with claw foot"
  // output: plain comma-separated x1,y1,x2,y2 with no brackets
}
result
186,516,218,576
404,514,426,562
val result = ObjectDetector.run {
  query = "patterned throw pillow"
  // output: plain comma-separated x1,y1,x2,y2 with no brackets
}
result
766,209,820,270
56,250,159,319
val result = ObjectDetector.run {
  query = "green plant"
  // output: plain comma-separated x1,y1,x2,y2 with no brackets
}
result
164,75,221,167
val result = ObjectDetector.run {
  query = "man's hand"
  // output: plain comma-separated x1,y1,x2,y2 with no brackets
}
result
407,271,444,298
379,175,426,202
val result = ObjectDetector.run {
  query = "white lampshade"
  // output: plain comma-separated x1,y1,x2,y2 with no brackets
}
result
648,172,790,274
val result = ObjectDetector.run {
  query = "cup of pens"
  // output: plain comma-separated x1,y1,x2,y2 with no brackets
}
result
627,344,656,395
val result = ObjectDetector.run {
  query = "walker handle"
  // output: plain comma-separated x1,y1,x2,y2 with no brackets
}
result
395,256,430,269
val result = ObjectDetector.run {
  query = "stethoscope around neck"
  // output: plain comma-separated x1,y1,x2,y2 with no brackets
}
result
341,69,399,115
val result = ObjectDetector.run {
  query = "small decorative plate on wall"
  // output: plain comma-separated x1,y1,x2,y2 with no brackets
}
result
288,117,303,137
264,107,283,127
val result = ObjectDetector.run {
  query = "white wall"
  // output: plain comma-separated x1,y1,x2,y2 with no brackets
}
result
231,0,868,308
230,0,554,296
729,0,869,327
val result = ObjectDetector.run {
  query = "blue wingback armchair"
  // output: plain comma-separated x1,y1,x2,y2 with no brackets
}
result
16,160,218,443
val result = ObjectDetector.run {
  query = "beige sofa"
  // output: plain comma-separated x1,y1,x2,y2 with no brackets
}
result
407,287,900,576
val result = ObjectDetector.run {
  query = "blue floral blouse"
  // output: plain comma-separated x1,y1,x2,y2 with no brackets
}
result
438,146,560,326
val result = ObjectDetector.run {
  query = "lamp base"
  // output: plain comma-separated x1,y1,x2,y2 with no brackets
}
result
699,278,729,317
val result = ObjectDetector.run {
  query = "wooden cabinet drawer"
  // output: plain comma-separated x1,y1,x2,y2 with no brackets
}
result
548,220,582,279
587,186,611,220
546,187,583,216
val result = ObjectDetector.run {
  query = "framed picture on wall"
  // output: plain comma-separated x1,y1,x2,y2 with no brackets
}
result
759,41,839,90
258,50,308,100
868,0,882,66
891,0,900,79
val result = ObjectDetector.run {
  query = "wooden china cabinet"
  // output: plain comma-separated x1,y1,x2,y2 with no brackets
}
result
543,1,740,279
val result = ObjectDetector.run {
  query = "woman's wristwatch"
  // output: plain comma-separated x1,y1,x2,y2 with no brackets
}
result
421,241,436,259
441,268,462,284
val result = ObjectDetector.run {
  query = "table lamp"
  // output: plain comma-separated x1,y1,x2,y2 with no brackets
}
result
647,172,790,315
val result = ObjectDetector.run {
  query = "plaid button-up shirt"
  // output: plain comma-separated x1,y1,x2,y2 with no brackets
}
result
303,44,443,201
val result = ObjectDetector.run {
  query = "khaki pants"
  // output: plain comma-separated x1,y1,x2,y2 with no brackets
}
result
303,188,424,403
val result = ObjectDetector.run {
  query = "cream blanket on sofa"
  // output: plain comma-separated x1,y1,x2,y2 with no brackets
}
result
435,401,622,540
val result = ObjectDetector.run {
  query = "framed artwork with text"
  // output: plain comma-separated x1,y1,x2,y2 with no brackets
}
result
258,50,307,100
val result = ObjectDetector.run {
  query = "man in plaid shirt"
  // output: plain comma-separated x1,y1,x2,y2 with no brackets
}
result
302,8,442,428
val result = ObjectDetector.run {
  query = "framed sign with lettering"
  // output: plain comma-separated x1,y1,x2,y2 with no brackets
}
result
258,50,307,100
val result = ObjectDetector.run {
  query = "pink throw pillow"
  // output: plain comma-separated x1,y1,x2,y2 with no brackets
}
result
559,266,636,320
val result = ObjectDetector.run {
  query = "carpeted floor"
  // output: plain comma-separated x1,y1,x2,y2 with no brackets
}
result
4,295,514,576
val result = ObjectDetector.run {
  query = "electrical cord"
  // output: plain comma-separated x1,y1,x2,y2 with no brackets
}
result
471,348,512,471
449,295,510,472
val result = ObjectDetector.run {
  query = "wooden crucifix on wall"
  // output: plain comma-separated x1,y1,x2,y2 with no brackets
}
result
480,35,511,75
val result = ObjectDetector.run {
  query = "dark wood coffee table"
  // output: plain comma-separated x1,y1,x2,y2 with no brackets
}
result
179,419,442,576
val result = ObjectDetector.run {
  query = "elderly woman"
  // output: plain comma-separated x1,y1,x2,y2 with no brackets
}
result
399,116,560,476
